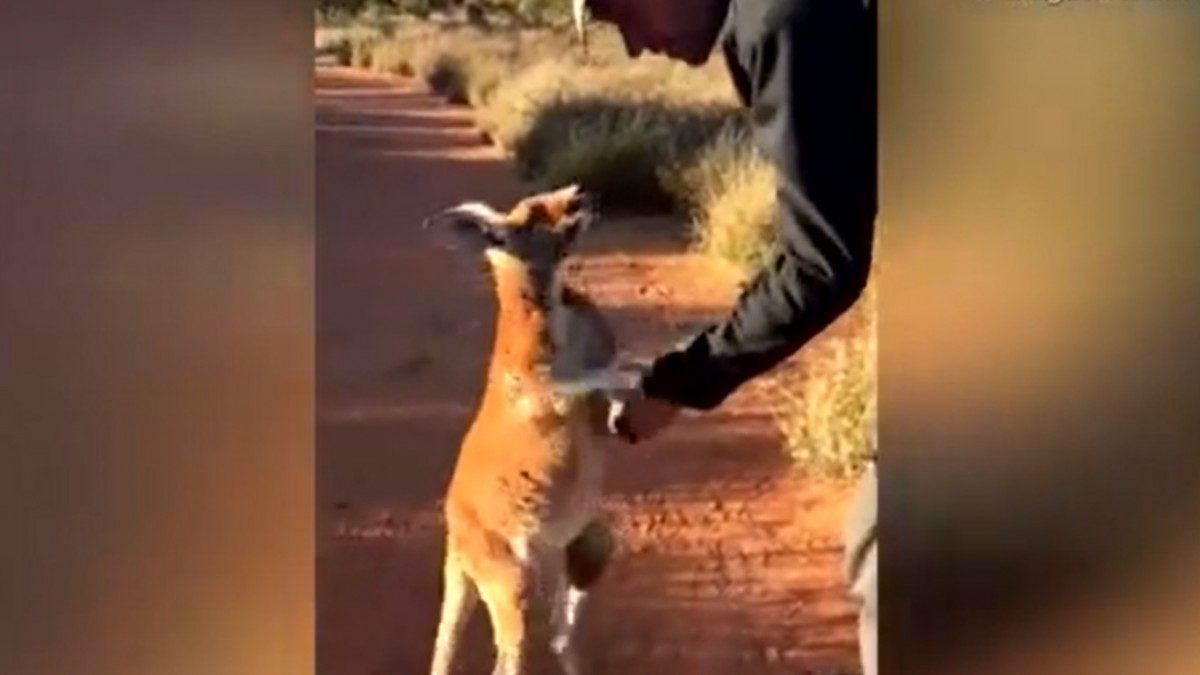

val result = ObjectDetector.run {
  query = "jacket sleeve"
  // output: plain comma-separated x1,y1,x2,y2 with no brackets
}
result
641,0,877,411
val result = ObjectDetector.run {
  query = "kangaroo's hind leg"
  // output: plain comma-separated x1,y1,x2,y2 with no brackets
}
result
476,542,541,675
429,549,478,675
551,518,615,674
549,575,586,675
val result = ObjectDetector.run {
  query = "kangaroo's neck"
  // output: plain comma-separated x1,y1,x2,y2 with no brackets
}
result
489,263,562,376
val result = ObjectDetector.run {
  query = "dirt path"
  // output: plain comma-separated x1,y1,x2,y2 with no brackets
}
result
316,67,859,675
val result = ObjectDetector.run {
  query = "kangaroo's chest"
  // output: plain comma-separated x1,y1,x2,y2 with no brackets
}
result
454,379,604,544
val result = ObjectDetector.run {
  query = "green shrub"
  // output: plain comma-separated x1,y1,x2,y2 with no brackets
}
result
424,52,469,101
420,36,515,105
507,97,733,211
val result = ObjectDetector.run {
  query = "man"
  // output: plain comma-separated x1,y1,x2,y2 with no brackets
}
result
572,0,877,672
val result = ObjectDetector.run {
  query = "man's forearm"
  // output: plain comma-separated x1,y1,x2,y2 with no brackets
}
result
641,208,873,410
641,0,876,411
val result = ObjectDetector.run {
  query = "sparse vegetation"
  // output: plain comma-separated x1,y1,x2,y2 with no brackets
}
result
504,95,738,211
662,127,777,273
321,12,742,211
773,273,878,481
318,3,878,479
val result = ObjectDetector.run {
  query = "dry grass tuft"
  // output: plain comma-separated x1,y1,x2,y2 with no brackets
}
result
510,97,737,211
662,127,777,273
475,50,740,211
332,19,740,214
773,274,878,481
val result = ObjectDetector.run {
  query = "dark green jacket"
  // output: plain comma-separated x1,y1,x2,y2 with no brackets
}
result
642,0,877,410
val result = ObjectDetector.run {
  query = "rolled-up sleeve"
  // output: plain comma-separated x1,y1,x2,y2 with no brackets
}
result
642,0,877,410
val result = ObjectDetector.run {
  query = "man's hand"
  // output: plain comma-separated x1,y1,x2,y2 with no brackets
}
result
608,394,679,444
606,365,680,443
545,360,682,443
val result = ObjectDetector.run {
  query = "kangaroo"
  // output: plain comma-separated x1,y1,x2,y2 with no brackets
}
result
422,184,620,675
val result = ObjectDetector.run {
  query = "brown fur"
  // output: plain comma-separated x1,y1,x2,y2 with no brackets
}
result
426,185,618,675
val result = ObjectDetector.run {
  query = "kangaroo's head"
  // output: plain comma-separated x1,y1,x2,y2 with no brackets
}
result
423,184,597,305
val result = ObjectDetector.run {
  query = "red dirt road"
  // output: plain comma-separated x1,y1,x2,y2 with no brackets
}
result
316,67,859,675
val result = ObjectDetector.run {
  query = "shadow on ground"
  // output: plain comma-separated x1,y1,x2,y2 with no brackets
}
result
321,499,856,675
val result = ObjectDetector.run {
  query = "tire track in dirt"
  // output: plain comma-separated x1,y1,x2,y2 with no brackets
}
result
315,67,859,675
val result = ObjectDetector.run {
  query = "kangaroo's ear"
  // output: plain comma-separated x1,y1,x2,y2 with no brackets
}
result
522,184,595,249
538,184,596,231
421,201,508,252
557,187,596,251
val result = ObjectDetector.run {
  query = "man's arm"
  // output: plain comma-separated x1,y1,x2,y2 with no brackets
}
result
641,0,877,411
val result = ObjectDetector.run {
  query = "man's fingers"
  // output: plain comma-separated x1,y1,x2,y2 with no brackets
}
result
606,399,623,433
600,361,654,444
607,399,639,444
